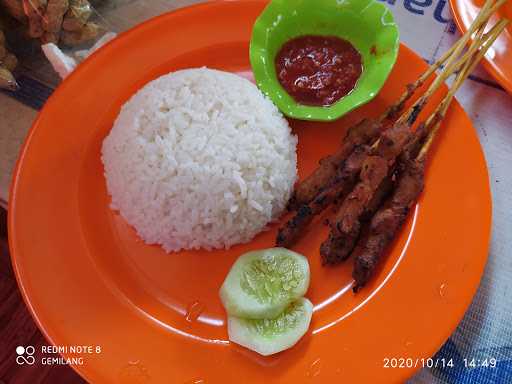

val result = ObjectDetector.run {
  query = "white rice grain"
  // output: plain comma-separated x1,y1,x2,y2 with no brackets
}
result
101,68,297,252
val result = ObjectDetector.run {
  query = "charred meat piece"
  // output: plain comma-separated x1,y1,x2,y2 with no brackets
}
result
320,122,412,265
352,123,430,292
383,84,416,121
288,119,381,210
276,145,369,248
401,122,429,162
320,155,388,264
352,159,425,291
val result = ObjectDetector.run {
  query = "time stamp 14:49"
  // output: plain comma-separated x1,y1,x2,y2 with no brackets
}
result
383,357,497,369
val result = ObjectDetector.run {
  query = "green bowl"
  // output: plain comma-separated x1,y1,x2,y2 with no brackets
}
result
250,0,400,121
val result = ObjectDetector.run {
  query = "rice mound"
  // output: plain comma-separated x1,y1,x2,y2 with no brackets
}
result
101,68,298,252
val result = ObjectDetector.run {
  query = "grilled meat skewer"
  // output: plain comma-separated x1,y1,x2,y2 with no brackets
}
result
284,3,500,213
277,144,370,247
288,119,380,211
320,122,412,264
318,12,506,264
277,122,429,249
352,158,425,291
351,18,509,290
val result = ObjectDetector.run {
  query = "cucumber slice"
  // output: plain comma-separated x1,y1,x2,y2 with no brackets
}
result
228,298,313,356
220,248,310,319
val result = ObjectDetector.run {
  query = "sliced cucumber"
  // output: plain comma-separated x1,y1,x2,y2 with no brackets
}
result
228,298,313,356
220,248,310,319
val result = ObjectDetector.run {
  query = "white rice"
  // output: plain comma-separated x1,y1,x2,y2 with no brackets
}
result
101,68,298,252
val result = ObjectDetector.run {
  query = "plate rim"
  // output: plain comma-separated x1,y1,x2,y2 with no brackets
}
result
8,1,492,382
449,0,512,94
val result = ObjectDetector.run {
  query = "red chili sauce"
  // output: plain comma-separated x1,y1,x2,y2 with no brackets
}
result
275,35,363,106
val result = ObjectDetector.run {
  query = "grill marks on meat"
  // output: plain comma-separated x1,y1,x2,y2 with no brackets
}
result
401,122,429,162
319,156,389,264
352,159,425,291
276,145,369,248
277,111,431,288
384,84,416,121
350,123,430,290
320,122,412,265
288,119,381,210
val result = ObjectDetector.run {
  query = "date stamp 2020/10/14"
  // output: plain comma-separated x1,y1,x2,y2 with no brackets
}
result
383,357,497,369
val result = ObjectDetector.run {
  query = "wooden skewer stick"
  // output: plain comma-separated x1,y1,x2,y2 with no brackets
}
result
287,0,506,211
420,18,490,131
350,18,508,291
417,18,509,160
395,0,507,126
378,39,464,122
369,23,494,152
378,0,504,123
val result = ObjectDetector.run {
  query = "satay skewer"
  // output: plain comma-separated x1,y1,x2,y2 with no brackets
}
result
352,19,509,291
286,118,381,211
278,1,507,250
319,15,505,264
369,9,501,149
277,144,370,247
286,0,503,211
378,0,499,121
396,15,505,126
382,0,504,122
418,18,509,160
277,25,501,248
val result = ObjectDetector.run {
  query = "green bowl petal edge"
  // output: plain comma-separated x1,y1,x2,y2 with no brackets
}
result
250,0,400,122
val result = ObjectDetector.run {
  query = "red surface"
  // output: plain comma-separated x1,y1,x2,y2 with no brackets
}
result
450,0,512,93
9,1,492,383
276,35,362,106
0,208,84,383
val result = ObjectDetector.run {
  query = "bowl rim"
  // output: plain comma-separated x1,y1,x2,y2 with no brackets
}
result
249,0,400,121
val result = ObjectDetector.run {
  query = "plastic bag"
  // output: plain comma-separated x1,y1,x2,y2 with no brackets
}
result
0,0,202,91
0,0,104,46
0,0,112,89
0,20,18,89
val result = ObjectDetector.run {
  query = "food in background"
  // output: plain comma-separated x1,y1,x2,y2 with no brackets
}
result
60,20,101,45
220,248,310,319
275,35,363,106
101,68,297,252
0,0,102,46
62,0,92,32
44,0,69,33
0,28,18,90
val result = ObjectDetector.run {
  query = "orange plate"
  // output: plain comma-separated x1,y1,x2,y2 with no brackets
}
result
450,0,512,93
9,1,492,383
